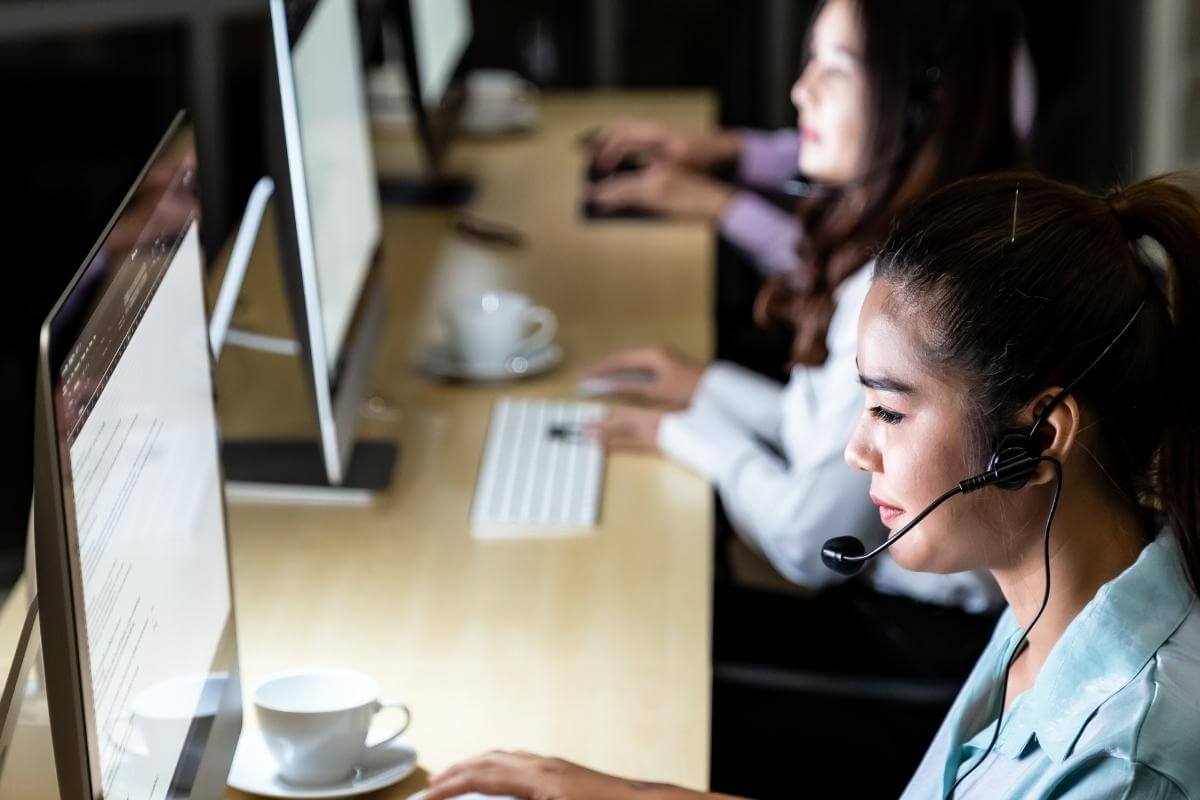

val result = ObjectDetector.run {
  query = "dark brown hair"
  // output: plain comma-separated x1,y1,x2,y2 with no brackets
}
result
758,0,1026,365
875,172,1200,593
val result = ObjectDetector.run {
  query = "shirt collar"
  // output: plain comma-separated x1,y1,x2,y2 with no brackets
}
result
972,532,1194,764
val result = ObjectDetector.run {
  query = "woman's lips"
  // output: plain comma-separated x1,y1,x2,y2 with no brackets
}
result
800,126,821,144
871,493,904,527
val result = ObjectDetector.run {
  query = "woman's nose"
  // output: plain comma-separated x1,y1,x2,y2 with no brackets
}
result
791,66,814,113
844,418,879,473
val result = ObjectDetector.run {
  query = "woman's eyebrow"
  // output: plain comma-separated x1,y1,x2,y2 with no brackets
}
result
858,373,915,394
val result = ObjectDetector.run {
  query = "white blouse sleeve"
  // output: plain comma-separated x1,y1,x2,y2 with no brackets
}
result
692,361,788,447
657,267,884,587
658,385,881,588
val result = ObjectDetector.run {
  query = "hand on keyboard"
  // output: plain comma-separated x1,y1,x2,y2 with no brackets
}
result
585,406,664,452
585,161,735,220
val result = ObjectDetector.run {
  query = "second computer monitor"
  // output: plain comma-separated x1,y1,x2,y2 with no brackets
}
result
263,0,394,489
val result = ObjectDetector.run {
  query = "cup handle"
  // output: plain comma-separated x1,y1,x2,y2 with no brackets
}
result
364,699,411,755
516,306,557,356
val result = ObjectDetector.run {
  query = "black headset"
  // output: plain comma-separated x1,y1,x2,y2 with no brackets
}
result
821,298,1147,797
821,298,1148,576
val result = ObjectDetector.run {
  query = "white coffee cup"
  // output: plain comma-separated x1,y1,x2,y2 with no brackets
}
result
445,291,556,368
253,669,411,786
462,69,538,134
466,69,533,109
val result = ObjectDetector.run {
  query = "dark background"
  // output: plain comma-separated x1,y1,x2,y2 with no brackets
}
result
0,0,1145,584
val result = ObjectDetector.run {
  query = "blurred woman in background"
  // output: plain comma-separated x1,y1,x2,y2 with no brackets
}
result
586,0,1025,612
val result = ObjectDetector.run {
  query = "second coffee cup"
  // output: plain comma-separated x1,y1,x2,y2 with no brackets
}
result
445,290,557,368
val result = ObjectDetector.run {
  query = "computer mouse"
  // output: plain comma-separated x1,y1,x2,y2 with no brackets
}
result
578,368,656,397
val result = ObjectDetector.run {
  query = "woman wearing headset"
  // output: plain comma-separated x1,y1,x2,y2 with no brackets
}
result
421,172,1200,799
841,172,1200,797
586,0,1023,611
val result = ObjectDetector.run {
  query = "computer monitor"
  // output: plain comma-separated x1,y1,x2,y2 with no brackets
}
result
400,0,472,169
233,0,396,494
376,0,475,205
32,114,241,799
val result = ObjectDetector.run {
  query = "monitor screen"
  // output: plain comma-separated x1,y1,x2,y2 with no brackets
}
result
37,118,239,798
291,0,382,372
410,0,472,106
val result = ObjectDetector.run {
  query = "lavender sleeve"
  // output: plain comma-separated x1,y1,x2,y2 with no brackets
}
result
715,128,803,276
719,193,802,276
735,128,801,191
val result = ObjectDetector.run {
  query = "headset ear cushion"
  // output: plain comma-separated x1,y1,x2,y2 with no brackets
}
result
988,431,1040,491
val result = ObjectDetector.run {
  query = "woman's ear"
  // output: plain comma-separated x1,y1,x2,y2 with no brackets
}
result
1024,389,1081,487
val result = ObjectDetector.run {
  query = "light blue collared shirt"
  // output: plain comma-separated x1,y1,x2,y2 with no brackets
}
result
901,532,1200,799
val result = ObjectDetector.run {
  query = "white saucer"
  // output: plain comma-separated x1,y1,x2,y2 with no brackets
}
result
418,342,562,382
460,103,540,136
227,731,418,799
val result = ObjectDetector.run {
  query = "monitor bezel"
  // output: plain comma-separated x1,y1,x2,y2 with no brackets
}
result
266,0,387,486
33,111,242,800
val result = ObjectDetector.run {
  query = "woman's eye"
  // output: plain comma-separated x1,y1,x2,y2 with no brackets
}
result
869,406,904,425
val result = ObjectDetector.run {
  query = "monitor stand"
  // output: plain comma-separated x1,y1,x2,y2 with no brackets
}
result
210,177,400,506
378,175,475,207
222,440,398,506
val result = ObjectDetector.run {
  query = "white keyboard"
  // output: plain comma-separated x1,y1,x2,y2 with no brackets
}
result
471,398,606,534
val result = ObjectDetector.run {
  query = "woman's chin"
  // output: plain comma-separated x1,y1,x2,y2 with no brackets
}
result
887,534,946,574
889,539,974,576
797,155,853,186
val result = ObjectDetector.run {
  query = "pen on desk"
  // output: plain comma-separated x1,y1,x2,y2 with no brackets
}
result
454,213,527,248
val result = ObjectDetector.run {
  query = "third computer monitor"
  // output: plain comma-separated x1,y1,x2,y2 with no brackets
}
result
400,0,472,170
373,0,475,206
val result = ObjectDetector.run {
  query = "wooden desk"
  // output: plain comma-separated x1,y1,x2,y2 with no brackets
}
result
217,90,716,797
0,90,717,798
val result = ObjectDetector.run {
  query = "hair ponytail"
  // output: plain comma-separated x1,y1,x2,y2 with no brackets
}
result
1108,178,1200,593
875,172,1200,595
